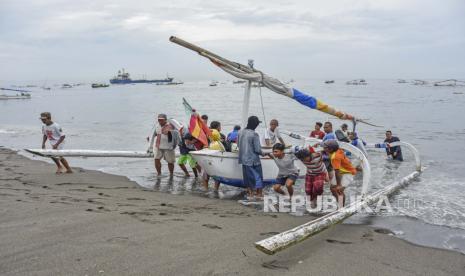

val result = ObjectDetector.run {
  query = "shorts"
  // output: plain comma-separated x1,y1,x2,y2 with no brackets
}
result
323,159,333,172
50,142,65,150
276,173,298,185
154,148,175,163
330,173,354,187
305,173,326,200
177,154,197,168
242,164,263,190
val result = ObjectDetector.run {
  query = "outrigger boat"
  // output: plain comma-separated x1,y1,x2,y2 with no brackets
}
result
346,79,367,85
169,36,422,254
25,36,423,255
0,88,31,100
91,83,110,88
412,79,428,85
169,36,379,188
433,79,465,87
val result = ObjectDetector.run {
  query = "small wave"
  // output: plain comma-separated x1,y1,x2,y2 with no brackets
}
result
0,129,17,134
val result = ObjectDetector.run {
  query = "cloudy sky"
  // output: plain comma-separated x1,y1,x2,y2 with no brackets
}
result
1,0,464,82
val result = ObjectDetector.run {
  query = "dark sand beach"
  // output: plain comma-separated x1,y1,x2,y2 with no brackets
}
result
1,147,464,275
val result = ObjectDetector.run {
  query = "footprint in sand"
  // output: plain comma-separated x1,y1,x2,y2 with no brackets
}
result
362,232,374,241
326,239,353,244
106,236,138,246
262,260,289,270
202,224,222,230
374,228,394,235
69,188,88,192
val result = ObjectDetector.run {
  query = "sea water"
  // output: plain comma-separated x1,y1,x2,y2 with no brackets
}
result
1,79,464,253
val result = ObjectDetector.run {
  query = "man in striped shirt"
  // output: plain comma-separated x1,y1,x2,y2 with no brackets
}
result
295,146,328,208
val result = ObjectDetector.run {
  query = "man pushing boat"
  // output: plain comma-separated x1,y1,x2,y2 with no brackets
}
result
148,113,180,177
238,116,265,199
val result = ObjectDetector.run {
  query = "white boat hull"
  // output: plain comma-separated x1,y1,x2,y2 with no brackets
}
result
190,149,306,188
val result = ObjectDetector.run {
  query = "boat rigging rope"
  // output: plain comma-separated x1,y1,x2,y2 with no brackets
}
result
258,85,267,126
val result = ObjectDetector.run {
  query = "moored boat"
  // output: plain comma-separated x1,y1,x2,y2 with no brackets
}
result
91,83,110,88
433,79,465,87
412,79,427,85
0,93,31,100
346,79,367,85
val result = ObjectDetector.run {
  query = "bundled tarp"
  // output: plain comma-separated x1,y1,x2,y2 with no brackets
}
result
170,36,356,122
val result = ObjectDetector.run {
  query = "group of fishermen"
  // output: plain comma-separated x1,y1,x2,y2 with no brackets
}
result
39,111,403,205
145,113,403,205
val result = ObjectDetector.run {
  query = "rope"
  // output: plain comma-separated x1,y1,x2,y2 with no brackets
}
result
258,86,267,126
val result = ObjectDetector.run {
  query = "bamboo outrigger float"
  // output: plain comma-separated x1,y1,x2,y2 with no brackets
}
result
25,149,153,158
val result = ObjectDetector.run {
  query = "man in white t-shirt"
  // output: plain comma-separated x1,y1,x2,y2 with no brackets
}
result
40,112,73,174
263,119,285,147
147,113,179,176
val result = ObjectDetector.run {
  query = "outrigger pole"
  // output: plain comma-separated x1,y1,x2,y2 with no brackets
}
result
255,169,420,255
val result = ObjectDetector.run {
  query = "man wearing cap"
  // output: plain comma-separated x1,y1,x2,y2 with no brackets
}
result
238,116,264,199
323,139,356,207
384,130,403,161
148,114,179,176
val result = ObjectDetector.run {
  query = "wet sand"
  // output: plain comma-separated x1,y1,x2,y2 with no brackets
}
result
0,147,464,275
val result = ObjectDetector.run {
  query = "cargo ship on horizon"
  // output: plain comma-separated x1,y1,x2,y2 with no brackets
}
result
110,68,173,84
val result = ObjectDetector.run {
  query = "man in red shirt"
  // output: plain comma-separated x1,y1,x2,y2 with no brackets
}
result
310,122,325,139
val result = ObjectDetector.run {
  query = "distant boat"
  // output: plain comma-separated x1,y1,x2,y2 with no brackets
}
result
433,79,465,87
325,80,335,84
233,80,246,84
412,80,427,85
91,83,110,88
0,92,31,100
346,79,367,85
157,81,184,85
397,79,407,83
209,81,218,87
41,87,51,90
110,68,173,84
62,84,73,88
